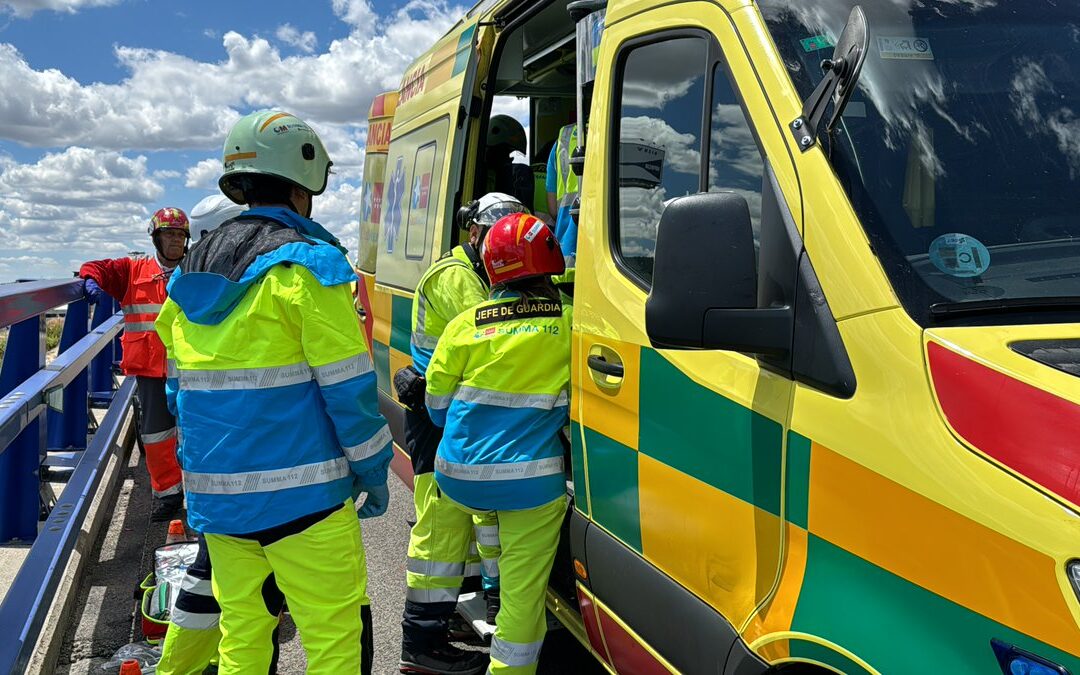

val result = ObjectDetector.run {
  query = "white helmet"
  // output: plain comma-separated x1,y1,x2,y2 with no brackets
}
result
191,194,246,238
457,192,528,230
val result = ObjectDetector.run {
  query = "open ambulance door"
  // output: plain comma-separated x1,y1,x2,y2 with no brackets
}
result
367,17,497,484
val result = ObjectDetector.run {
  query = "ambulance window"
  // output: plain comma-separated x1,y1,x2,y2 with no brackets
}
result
405,140,439,260
612,35,708,286
707,64,765,253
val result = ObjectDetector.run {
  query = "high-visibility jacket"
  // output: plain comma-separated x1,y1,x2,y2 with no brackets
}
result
545,124,579,267
155,207,392,535
79,255,170,378
426,291,571,511
410,245,487,375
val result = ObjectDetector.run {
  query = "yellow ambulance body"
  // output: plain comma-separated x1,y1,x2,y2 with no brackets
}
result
359,0,1080,672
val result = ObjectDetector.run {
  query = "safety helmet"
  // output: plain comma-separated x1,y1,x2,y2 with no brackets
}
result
218,110,332,205
457,192,529,231
487,115,527,154
190,195,246,238
147,207,190,237
482,212,564,286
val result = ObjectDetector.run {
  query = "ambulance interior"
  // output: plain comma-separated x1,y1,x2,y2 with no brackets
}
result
467,0,583,220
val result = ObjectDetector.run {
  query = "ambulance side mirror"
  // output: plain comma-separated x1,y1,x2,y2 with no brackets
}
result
645,192,792,356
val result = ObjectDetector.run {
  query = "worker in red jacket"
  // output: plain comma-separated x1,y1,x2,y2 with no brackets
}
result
80,207,189,520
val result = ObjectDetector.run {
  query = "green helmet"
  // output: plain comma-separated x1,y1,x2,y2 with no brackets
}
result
219,110,332,204
488,115,526,154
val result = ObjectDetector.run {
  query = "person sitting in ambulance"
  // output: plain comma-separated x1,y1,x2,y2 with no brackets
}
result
426,213,571,675
485,115,535,210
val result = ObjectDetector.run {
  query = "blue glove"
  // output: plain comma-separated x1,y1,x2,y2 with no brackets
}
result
355,483,390,519
83,278,105,305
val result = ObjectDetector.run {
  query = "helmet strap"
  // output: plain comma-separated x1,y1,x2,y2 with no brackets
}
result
462,241,488,286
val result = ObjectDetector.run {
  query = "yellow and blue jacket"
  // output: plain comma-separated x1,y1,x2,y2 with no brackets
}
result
155,207,392,535
410,244,487,375
426,290,571,511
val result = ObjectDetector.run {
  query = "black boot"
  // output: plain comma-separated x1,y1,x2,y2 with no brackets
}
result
151,493,183,522
399,643,488,675
484,589,500,625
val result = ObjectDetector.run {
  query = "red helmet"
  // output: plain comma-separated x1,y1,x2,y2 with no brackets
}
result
148,207,190,237
482,213,565,286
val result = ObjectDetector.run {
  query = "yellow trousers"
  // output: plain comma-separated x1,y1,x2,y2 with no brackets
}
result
205,502,368,674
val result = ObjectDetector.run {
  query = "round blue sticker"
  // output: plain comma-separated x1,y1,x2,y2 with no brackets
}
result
928,233,991,278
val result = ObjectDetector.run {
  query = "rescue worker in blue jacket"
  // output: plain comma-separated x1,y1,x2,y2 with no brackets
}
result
398,192,529,675
155,110,392,675
426,213,571,674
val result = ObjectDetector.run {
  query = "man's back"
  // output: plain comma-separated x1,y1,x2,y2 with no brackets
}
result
157,213,392,535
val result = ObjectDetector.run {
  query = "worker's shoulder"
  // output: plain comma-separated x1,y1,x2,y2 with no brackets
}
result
258,241,356,292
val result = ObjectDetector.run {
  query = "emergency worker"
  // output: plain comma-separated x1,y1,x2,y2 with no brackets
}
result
157,195,286,675
485,115,534,209
545,123,579,278
79,207,189,520
398,193,528,675
426,213,571,674
155,110,391,675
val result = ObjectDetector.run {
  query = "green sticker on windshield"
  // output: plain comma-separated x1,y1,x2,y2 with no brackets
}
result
929,233,991,278
801,35,834,52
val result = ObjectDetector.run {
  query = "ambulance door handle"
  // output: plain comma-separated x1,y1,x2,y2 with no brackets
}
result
587,355,624,377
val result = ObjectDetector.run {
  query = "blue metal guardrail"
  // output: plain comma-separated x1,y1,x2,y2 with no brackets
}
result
0,279,132,673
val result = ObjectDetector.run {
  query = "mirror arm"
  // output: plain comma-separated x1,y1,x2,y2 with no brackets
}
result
789,67,839,152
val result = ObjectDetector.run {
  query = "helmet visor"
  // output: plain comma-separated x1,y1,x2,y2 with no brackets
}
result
474,200,529,226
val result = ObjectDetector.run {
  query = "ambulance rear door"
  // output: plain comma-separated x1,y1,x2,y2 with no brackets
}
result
369,16,498,481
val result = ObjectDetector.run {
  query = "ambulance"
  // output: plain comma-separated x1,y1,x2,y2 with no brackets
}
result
357,0,1080,672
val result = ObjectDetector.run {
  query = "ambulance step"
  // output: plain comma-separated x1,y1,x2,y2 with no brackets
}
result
455,592,495,640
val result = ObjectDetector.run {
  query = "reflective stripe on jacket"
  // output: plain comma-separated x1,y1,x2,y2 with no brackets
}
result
410,246,487,375
155,210,392,535
426,291,571,511
81,255,169,378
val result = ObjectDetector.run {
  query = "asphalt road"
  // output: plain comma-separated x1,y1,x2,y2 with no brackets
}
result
57,444,606,674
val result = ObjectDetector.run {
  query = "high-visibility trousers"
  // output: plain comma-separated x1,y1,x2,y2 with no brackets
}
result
158,537,285,675
402,407,501,651
403,473,503,650
205,502,371,675
135,376,182,497
449,497,565,674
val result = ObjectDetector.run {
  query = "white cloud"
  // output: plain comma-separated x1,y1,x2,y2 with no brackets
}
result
0,147,162,278
0,255,58,271
0,0,462,149
276,24,318,54
0,0,468,279
185,158,220,189
333,0,377,32
0,0,119,18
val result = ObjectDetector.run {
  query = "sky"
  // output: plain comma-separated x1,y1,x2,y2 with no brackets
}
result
0,0,469,281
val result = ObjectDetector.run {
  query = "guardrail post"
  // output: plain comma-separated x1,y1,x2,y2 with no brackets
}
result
0,315,47,541
47,299,90,451
89,298,117,405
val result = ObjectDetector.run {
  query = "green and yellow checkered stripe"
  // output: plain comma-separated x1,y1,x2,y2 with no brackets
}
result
571,343,1080,673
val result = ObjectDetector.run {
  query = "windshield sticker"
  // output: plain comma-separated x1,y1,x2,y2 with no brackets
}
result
877,36,934,61
801,35,834,52
929,234,991,278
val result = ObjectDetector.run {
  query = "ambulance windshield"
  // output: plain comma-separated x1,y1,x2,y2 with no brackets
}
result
760,0,1080,325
